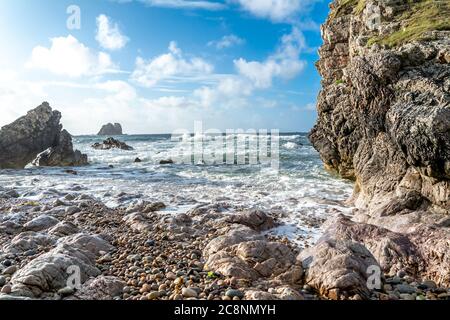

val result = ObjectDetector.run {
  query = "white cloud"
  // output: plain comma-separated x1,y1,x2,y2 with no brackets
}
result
96,14,129,50
26,35,117,77
194,76,253,108
234,27,306,88
131,41,214,87
117,0,225,10
233,0,317,22
208,34,245,49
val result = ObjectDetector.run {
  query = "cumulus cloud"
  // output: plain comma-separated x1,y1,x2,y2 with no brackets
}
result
233,0,317,22
208,34,245,49
116,0,225,10
131,41,214,87
96,14,129,50
26,35,117,77
234,27,306,88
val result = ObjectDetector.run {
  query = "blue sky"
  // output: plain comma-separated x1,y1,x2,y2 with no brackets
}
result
0,0,331,134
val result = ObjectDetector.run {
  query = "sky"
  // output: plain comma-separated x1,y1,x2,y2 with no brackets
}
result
0,0,331,135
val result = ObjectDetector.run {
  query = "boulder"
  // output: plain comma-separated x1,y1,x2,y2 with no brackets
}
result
32,130,88,167
299,239,381,300
227,209,277,231
3,232,56,255
97,123,123,136
66,276,124,300
24,215,59,232
92,137,133,151
10,233,113,297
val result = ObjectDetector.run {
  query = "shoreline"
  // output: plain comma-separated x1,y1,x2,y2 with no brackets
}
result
1,186,449,300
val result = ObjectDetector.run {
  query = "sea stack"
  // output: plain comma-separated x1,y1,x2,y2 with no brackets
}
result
98,123,123,136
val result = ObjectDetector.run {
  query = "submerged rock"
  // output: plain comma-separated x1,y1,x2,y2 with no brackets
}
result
97,123,123,136
92,137,133,151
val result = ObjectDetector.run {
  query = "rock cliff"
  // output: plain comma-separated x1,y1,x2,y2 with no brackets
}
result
308,0,450,291
310,0,450,216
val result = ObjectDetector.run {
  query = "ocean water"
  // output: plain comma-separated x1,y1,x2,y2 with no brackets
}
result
0,133,353,246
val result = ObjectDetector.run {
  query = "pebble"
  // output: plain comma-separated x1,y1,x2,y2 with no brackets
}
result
0,276,6,286
2,265,17,275
399,293,415,300
2,260,12,267
225,289,244,299
58,287,75,297
396,270,406,278
147,291,160,300
182,288,198,298
421,280,437,290
1,285,11,294
396,284,417,294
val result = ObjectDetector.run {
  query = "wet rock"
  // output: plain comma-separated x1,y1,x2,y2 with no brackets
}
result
134,158,142,163
92,137,133,151
32,130,88,167
159,159,174,165
0,102,61,169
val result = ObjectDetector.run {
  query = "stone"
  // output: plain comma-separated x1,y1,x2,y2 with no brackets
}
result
2,265,17,275
134,158,142,163
159,159,174,165
396,284,417,294
299,239,381,300
48,221,79,237
66,276,124,300
227,209,277,231
0,276,6,286
97,123,123,136
181,288,198,298
10,234,112,297
147,291,160,300
92,137,133,151
24,215,59,232
58,286,75,297
4,232,56,255
225,289,244,299
1,285,12,294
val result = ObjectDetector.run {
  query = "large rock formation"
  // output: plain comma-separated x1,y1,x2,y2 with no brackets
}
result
97,123,123,136
0,102,88,169
309,0,450,289
32,130,88,167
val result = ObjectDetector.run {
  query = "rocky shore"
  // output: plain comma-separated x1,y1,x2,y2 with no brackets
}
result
0,187,449,301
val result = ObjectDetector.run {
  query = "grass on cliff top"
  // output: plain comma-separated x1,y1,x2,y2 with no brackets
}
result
332,0,450,48
368,0,450,47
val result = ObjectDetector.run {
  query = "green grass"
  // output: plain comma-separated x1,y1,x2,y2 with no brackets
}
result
368,0,450,47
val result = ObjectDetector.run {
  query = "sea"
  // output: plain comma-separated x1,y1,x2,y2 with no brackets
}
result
0,133,353,247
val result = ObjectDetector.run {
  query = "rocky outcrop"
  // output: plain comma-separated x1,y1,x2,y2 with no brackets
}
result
0,102,88,169
309,0,450,293
32,130,88,167
97,123,123,136
92,137,133,151
310,0,450,214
